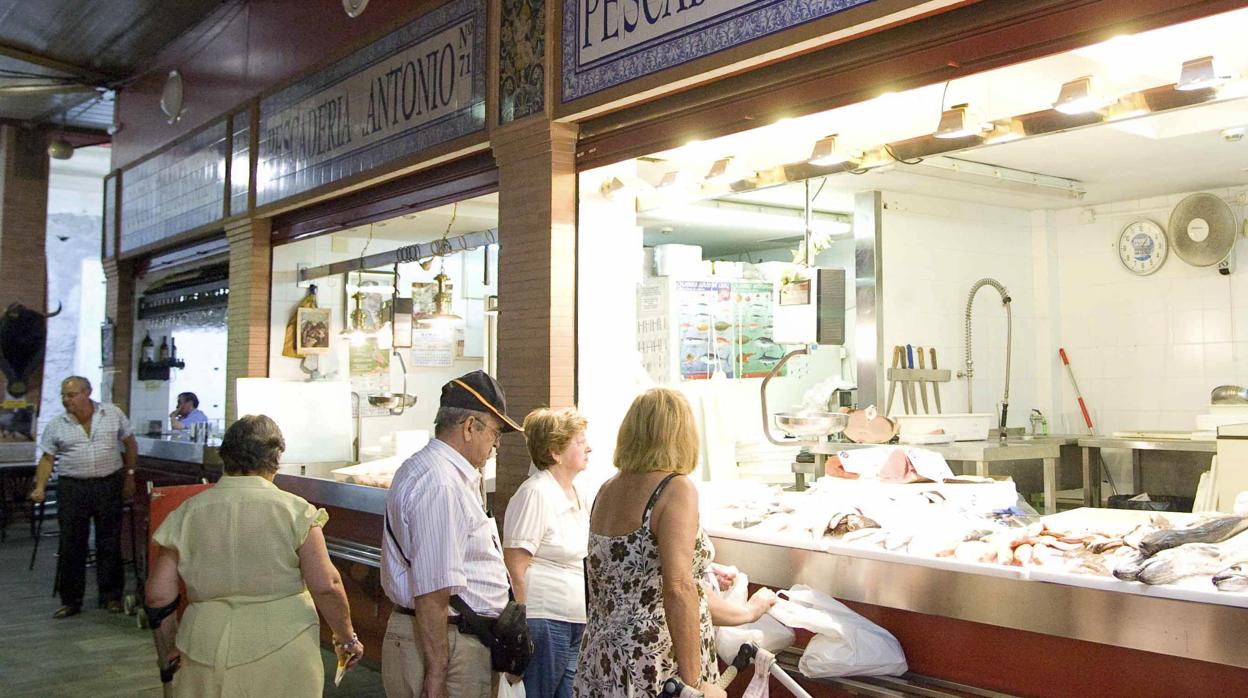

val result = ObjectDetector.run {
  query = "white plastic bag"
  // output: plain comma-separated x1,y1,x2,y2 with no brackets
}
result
497,676,526,698
710,567,795,665
767,585,907,678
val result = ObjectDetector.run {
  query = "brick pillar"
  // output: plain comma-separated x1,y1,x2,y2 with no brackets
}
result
491,120,579,516
224,217,272,424
101,257,136,410
0,124,50,408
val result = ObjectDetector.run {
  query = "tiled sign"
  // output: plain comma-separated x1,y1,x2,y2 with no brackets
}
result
119,121,227,255
562,0,875,101
256,0,487,206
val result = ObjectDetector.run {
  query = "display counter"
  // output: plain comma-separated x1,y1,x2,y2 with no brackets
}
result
270,468,1248,695
134,435,222,485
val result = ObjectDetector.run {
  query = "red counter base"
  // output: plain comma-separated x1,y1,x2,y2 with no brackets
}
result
726,599,1248,698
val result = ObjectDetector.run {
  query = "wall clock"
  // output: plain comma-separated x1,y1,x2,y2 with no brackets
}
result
1118,218,1168,275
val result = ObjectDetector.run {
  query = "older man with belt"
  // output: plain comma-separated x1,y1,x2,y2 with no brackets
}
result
381,370,523,698
31,376,138,619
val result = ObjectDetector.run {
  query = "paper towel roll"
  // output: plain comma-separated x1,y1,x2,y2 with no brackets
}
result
394,429,429,457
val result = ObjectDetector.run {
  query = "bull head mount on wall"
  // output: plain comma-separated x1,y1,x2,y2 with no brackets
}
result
0,302,62,397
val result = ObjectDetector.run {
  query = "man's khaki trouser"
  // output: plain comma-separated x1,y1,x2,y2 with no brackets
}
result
381,610,497,697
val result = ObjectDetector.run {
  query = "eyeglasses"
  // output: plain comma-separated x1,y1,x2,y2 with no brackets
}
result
474,417,503,445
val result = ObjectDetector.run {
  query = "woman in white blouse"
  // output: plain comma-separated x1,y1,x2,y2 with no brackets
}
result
503,407,592,698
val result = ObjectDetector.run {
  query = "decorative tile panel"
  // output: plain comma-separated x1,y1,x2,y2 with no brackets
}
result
256,0,487,207
499,0,546,123
229,111,251,217
562,0,875,102
119,121,227,255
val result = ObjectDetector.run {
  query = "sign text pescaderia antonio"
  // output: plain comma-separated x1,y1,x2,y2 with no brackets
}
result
258,0,485,206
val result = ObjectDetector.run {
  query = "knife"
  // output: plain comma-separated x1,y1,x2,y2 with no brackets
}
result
904,344,918,415
916,345,930,414
930,347,942,414
886,345,902,416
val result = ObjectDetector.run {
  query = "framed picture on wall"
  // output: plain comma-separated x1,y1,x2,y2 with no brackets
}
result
296,307,332,355
343,270,396,333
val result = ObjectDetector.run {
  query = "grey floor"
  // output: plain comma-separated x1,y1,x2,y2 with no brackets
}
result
0,523,385,697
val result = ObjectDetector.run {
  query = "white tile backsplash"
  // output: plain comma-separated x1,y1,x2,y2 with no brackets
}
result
885,184,1247,437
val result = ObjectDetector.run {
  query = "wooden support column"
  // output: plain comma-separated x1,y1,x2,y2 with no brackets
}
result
224,217,272,424
491,120,579,516
101,257,136,410
0,124,49,407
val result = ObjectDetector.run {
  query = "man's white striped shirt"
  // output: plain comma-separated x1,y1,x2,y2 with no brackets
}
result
39,402,134,479
382,439,510,616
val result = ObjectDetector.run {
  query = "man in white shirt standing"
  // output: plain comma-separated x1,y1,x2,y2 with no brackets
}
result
30,376,138,619
381,370,524,698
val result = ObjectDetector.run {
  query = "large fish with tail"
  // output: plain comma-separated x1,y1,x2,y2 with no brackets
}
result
1137,514,1248,557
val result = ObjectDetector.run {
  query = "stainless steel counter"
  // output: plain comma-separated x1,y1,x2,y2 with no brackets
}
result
135,435,221,465
1076,436,1216,506
274,467,387,515
711,534,1248,670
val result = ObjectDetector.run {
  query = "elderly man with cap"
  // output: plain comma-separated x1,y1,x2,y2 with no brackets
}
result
381,370,524,698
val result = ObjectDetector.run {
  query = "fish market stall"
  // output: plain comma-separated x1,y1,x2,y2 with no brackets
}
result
701,474,1248,695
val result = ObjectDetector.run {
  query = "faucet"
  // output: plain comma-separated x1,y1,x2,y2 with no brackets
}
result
961,278,1012,440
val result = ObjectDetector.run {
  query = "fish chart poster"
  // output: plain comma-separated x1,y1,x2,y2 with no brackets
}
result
676,281,735,381
735,281,778,378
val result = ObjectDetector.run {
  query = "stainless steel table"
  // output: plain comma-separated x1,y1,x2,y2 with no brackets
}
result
1076,436,1216,506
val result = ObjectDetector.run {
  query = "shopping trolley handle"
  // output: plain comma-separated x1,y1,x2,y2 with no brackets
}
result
659,643,758,697
657,678,702,698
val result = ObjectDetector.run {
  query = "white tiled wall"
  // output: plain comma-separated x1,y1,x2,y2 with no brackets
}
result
880,185,1247,440
1047,186,1248,436
881,191,1049,427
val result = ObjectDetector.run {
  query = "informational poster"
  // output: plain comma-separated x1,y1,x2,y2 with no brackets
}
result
349,337,390,376
412,328,454,367
676,281,735,381
734,281,778,378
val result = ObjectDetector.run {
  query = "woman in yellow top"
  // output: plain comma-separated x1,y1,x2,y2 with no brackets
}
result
145,415,364,696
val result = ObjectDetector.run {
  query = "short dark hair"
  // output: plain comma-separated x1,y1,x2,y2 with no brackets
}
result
219,414,285,476
177,392,199,408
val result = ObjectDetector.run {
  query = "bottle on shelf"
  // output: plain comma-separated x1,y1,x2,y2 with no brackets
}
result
170,337,178,362
141,333,155,363
159,336,170,362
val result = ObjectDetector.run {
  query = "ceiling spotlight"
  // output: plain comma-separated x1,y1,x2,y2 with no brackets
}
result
599,176,627,199
1053,76,1109,115
808,135,859,167
705,157,733,183
1176,56,1228,91
657,170,682,188
934,104,988,139
47,139,74,160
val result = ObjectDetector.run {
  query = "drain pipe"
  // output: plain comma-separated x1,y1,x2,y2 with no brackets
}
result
962,278,1012,439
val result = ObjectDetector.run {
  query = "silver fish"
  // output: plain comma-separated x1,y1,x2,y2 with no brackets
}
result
1213,562,1248,591
1136,543,1226,585
1138,515,1248,557
1112,552,1148,581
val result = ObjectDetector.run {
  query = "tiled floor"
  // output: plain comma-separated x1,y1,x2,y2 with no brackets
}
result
0,528,385,697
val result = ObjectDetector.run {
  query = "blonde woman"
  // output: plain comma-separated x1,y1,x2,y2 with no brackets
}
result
573,388,723,698
503,408,592,698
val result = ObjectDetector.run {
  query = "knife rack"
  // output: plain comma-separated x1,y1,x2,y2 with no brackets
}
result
886,368,951,414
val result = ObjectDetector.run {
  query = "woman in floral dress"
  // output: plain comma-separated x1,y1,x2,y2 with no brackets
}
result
573,388,724,698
